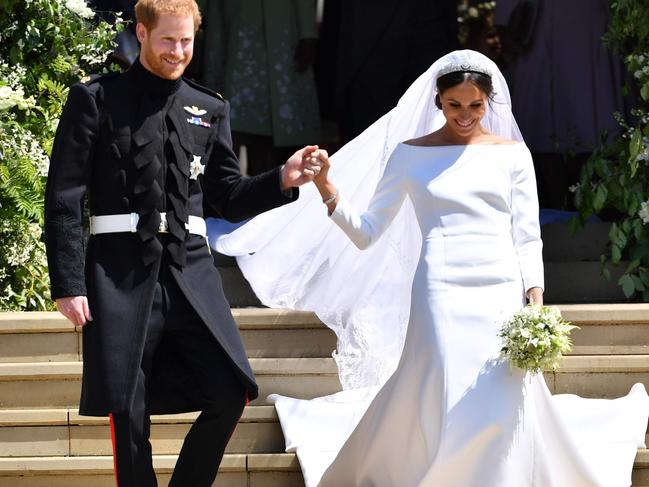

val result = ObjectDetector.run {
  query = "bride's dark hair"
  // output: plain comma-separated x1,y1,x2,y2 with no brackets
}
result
434,71,495,109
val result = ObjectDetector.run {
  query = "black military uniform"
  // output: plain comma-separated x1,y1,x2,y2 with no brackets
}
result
44,59,298,486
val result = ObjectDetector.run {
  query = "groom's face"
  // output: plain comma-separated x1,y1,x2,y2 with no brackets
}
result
439,81,487,138
136,12,195,80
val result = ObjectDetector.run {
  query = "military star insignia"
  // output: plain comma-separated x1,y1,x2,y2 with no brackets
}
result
184,105,207,116
190,155,205,180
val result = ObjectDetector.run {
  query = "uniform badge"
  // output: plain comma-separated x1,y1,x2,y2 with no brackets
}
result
187,116,211,128
190,155,205,180
184,105,208,116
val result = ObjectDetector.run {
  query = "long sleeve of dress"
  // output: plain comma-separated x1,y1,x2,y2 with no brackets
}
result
511,146,544,292
330,150,408,250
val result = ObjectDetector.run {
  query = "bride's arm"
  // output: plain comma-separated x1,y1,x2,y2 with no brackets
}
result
313,148,407,250
511,146,544,302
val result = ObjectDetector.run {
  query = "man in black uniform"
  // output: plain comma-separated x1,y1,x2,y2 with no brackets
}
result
44,0,323,485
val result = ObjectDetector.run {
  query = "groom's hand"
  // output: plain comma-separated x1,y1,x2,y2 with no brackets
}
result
56,296,93,326
280,145,323,190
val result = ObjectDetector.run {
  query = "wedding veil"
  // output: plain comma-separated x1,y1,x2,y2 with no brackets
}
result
208,50,523,391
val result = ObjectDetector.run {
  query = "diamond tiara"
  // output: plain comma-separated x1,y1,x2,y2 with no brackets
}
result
437,62,492,79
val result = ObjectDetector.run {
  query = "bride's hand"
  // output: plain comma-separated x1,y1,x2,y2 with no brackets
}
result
526,287,543,305
311,149,330,185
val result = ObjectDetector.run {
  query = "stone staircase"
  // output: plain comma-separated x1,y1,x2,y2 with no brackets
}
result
0,305,647,486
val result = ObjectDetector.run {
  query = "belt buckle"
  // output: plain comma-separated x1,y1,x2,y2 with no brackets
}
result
158,213,169,233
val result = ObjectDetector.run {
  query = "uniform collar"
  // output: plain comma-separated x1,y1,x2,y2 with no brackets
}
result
130,58,182,96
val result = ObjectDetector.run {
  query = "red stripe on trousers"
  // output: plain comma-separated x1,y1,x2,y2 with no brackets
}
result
109,413,119,487
226,391,250,445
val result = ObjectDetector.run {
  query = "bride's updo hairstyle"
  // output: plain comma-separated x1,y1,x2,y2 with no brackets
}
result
434,71,494,109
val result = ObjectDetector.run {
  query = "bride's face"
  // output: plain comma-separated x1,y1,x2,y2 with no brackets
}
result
439,81,487,138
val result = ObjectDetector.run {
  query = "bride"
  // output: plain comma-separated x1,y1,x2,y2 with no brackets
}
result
210,50,649,486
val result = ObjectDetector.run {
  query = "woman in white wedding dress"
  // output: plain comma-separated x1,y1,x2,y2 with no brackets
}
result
210,50,648,486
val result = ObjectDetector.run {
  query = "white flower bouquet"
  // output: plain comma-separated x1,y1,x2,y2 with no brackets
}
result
498,305,577,373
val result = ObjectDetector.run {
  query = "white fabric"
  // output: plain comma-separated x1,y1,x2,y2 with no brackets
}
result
210,50,522,389
274,142,647,486
208,50,649,486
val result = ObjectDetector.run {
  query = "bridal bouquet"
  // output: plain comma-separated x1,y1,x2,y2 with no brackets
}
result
498,305,577,373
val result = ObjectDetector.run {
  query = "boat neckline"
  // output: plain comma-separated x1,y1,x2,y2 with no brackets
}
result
399,141,524,148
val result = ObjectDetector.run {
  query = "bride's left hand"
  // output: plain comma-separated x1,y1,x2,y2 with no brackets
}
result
526,287,543,305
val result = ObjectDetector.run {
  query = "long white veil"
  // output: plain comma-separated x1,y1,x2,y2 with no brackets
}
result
208,50,522,390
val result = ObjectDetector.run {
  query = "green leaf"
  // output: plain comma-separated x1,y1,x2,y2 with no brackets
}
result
626,259,641,273
602,265,611,281
612,244,622,264
641,82,649,102
629,128,642,163
567,215,582,234
618,274,636,298
592,184,608,212
622,219,632,234
632,275,646,291
639,269,649,286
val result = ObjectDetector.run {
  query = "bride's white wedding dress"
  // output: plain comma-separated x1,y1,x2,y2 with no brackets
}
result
268,142,648,487
210,51,649,486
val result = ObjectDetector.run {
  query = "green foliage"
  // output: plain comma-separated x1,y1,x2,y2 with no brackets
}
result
571,0,649,300
0,0,122,310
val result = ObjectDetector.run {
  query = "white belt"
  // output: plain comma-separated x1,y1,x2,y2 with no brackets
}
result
89,212,207,238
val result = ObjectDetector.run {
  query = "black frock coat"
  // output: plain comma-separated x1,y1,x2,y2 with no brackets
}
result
44,61,298,416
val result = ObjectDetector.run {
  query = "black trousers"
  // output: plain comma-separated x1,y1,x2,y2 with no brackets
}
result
110,264,247,487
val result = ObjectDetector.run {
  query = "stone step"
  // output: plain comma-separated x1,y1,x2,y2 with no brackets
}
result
0,453,303,487
0,359,341,408
1,306,649,362
1,409,647,458
0,451,646,487
547,355,649,398
561,304,649,355
0,310,336,363
0,355,647,408
0,407,284,457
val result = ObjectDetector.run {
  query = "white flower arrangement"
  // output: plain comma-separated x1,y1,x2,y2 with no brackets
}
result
498,305,577,373
639,201,649,224
65,0,94,20
0,85,35,111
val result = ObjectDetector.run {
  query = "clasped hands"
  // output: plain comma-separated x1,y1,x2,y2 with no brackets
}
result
280,145,330,190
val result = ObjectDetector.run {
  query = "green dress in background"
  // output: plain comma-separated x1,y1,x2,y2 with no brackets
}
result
199,0,321,147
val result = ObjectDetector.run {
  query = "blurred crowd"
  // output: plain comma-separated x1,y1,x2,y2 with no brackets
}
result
89,0,626,210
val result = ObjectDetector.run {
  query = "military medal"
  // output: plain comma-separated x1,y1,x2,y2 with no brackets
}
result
190,155,205,180
187,116,211,128
184,105,211,128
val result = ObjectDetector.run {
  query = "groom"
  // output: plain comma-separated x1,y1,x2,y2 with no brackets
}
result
44,0,322,485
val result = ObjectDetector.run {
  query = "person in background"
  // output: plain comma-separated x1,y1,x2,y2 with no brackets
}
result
316,0,458,143
197,0,321,175
495,0,628,209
